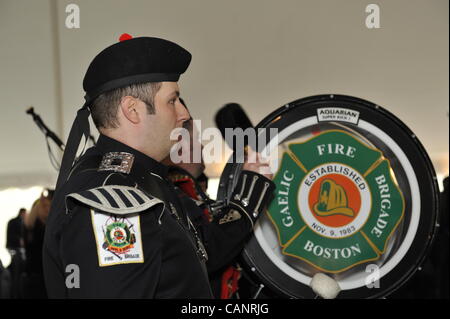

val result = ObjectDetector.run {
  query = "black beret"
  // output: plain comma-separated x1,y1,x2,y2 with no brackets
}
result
83,35,192,103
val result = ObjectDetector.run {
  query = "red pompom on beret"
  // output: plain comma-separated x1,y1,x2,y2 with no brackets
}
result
119,33,133,42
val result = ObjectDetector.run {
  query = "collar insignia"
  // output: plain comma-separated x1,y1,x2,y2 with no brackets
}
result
99,152,134,174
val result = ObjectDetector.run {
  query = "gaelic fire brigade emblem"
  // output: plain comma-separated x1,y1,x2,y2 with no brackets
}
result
267,130,405,273
91,210,144,267
104,220,136,254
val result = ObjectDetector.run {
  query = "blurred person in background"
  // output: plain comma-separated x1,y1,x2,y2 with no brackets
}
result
6,208,26,298
22,189,53,298
6,208,26,255
196,173,209,194
163,100,274,298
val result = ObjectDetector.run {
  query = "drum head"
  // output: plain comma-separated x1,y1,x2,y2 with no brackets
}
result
224,94,439,298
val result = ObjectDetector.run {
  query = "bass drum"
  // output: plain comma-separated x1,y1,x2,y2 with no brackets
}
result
220,94,439,299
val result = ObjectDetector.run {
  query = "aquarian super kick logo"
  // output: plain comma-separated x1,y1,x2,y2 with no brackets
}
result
267,130,405,273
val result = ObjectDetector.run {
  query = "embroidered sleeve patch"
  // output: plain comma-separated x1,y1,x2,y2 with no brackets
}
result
90,209,144,267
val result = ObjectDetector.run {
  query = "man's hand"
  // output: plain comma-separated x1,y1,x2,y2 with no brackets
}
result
228,148,276,227
242,147,273,180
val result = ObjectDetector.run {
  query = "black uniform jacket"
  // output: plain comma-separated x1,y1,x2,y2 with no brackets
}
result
43,135,212,298
169,167,274,275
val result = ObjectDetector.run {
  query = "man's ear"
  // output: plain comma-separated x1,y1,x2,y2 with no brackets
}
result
120,96,140,124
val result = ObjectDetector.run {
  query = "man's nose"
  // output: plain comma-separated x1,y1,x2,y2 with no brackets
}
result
176,100,190,122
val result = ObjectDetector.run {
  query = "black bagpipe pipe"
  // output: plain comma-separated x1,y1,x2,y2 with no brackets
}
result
214,103,255,207
26,106,96,167
26,106,65,151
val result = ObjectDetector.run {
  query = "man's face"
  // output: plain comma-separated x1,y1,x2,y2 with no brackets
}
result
173,119,205,177
187,120,205,177
142,82,190,158
162,118,206,178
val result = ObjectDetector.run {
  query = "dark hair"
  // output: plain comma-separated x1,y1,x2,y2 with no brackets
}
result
90,82,162,129
197,173,208,189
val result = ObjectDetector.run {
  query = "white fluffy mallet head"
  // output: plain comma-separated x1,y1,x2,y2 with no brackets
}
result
310,273,341,299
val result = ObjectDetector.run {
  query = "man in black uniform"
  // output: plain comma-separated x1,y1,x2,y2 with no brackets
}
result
44,34,275,299
163,103,275,298
43,34,214,298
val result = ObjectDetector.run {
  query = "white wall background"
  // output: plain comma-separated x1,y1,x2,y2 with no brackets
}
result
1,0,448,186
0,0,60,189
0,0,448,264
